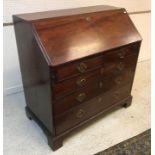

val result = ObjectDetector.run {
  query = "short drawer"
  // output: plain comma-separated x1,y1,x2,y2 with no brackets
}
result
52,53,138,99
53,69,101,99
54,84,131,134
53,43,138,82
53,68,134,116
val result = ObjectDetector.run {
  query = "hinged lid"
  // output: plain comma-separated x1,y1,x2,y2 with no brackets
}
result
14,5,142,66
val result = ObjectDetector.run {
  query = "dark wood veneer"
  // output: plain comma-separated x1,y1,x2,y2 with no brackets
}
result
55,84,131,134
53,70,134,116
53,43,138,82
13,5,142,151
52,54,138,99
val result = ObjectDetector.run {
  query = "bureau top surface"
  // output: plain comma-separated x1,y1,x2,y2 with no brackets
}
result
14,5,142,66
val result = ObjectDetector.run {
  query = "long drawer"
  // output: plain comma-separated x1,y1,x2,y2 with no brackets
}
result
53,68,134,116
53,43,139,82
54,84,131,134
52,53,138,99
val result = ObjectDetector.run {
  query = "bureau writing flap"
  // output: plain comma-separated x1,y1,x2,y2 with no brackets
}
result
13,5,142,66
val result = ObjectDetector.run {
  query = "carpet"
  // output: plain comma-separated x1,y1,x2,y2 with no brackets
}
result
95,129,151,155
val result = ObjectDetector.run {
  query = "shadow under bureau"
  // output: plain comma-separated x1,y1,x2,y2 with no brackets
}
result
13,5,142,151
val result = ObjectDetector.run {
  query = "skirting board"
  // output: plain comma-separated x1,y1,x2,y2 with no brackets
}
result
3,85,23,96
3,56,150,96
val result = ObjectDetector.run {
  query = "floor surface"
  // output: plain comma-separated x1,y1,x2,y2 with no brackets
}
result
3,60,151,155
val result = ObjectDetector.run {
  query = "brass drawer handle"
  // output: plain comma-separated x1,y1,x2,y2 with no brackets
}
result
113,91,120,99
99,81,103,88
76,93,86,102
118,52,125,59
117,62,125,71
115,77,123,85
76,78,86,87
100,67,104,74
86,17,91,22
98,97,103,102
77,62,87,73
76,109,85,118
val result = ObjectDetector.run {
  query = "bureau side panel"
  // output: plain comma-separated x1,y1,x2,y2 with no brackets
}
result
129,41,142,93
13,17,54,134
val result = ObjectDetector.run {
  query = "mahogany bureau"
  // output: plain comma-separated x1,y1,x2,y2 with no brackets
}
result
13,5,142,150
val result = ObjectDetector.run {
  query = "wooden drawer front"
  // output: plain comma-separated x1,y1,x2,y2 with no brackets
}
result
52,54,138,99
53,69,102,99
55,84,131,134
53,69,134,116
54,43,138,81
